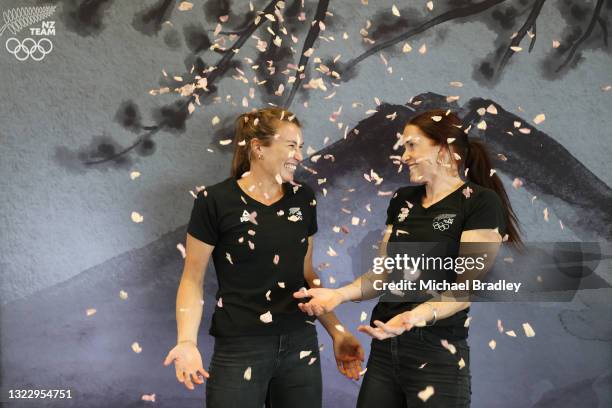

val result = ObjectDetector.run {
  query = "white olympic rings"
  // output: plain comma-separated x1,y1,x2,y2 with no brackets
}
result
5,37,53,61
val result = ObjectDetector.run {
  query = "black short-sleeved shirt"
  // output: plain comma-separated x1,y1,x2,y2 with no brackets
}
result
371,180,506,340
187,177,318,337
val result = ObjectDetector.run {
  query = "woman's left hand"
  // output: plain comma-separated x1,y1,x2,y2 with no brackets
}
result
358,311,421,340
333,332,365,380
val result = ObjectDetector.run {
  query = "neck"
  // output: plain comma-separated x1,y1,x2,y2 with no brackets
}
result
239,165,284,199
423,174,465,201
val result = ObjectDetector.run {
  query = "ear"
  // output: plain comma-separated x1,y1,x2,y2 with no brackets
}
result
250,137,262,152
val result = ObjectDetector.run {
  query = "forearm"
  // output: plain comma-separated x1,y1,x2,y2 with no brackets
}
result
304,269,350,338
336,269,383,302
412,295,471,324
176,276,204,345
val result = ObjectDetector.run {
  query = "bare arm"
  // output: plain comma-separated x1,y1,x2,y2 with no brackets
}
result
176,233,214,345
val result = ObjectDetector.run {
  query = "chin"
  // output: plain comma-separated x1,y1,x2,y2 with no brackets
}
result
280,169,295,182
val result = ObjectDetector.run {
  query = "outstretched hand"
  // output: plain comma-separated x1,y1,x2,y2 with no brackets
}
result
293,287,344,316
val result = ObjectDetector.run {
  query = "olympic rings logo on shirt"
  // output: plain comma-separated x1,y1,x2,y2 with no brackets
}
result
432,214,456,231
5,37,53,61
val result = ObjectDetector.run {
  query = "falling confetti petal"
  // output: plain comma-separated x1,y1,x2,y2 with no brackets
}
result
212,116,220,126
131,342,142,353
86,308,96,316
418,386,435,402
130,171,141,180
226,253,233,264
464,316,472,327
177,243,186,258
402,42,412,53
431,115,442,122
119,290,128,300
265,290,271,301
131,212,144,223
512,178,523,189
260,311,273,324
418,44,427,54
506,330,517,337
308,357,318,365
552,40,560,48
533,113,546,124
243,366,252,380
217,297,223,307
334,324,345,333
488,340,496,350
141,393,156,402
299,350,312,359
273,254,280,265
522,322,535,337
426,1,434,11
360,311,368,322
458,358,465,369
178,2,193,11
543,208,549,222
462,186,473,198
440,339,456,354
392,5,400,16
477,120,487,130
510,46,522,52
278,282,285,288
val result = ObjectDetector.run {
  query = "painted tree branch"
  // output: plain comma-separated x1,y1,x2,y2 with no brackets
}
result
556,0,604,72
597,17,608,47
283,0,330,109
85,0,282,165
496,0,546,77
347,0,507,67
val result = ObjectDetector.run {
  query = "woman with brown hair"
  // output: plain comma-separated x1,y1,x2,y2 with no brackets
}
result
163,107,364,408
294,109,522,407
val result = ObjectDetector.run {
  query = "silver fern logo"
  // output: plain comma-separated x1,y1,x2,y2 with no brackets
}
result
2,5,56,62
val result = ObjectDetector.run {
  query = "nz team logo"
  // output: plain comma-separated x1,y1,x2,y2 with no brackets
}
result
432,213,456,231
1,5,56,62
287,207,303,222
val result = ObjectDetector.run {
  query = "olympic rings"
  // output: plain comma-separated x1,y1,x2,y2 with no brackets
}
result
432,217,454,231
5,37,53,61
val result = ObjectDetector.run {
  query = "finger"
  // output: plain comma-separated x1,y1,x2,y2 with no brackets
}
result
184,372,194,390
313,305,325,316
176,367,185,383
350,360,361,381
357,345,365,361
303,303,315,316
337,360,347,376
197,366,210,379
293,289,310,299
163,352,175,366
190,371,203,384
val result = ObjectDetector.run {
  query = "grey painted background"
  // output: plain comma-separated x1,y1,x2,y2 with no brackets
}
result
1,0,611,407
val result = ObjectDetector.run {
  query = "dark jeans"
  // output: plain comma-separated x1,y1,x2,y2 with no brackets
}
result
206,326,322,408
357,327,471,408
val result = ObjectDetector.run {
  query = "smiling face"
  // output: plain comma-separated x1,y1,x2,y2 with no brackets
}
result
255,121,304,183
401,124,450,184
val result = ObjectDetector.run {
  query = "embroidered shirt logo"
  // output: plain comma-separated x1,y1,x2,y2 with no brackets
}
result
287,207,303,222
240,210,251,223
432,213,456,231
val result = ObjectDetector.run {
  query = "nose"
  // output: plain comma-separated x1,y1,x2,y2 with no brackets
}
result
401,149,411,163
294,147,303,162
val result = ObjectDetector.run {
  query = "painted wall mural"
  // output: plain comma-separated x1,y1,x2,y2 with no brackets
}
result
1,1,611,407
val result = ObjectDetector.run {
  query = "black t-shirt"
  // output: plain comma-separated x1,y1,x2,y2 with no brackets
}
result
187,177,318,337
371,180,507,340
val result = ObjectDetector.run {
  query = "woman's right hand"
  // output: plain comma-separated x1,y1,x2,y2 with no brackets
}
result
293,287,344,316
163,341,209,390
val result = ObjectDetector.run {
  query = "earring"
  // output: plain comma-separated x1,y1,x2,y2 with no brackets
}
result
258,154,264,160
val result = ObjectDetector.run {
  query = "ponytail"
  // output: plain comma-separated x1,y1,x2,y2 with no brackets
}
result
230,107,301,178
466,139,523,247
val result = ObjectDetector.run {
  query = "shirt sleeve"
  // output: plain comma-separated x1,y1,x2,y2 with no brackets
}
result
187,190,219,245
385,189,402,225
463,189,506,234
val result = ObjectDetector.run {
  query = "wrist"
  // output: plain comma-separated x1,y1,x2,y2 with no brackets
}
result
177,339,197,346
335,286,354,303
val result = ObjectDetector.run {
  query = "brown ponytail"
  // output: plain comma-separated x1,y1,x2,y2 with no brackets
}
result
465,138,522,247
407,109,522,246
231,107,302,178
